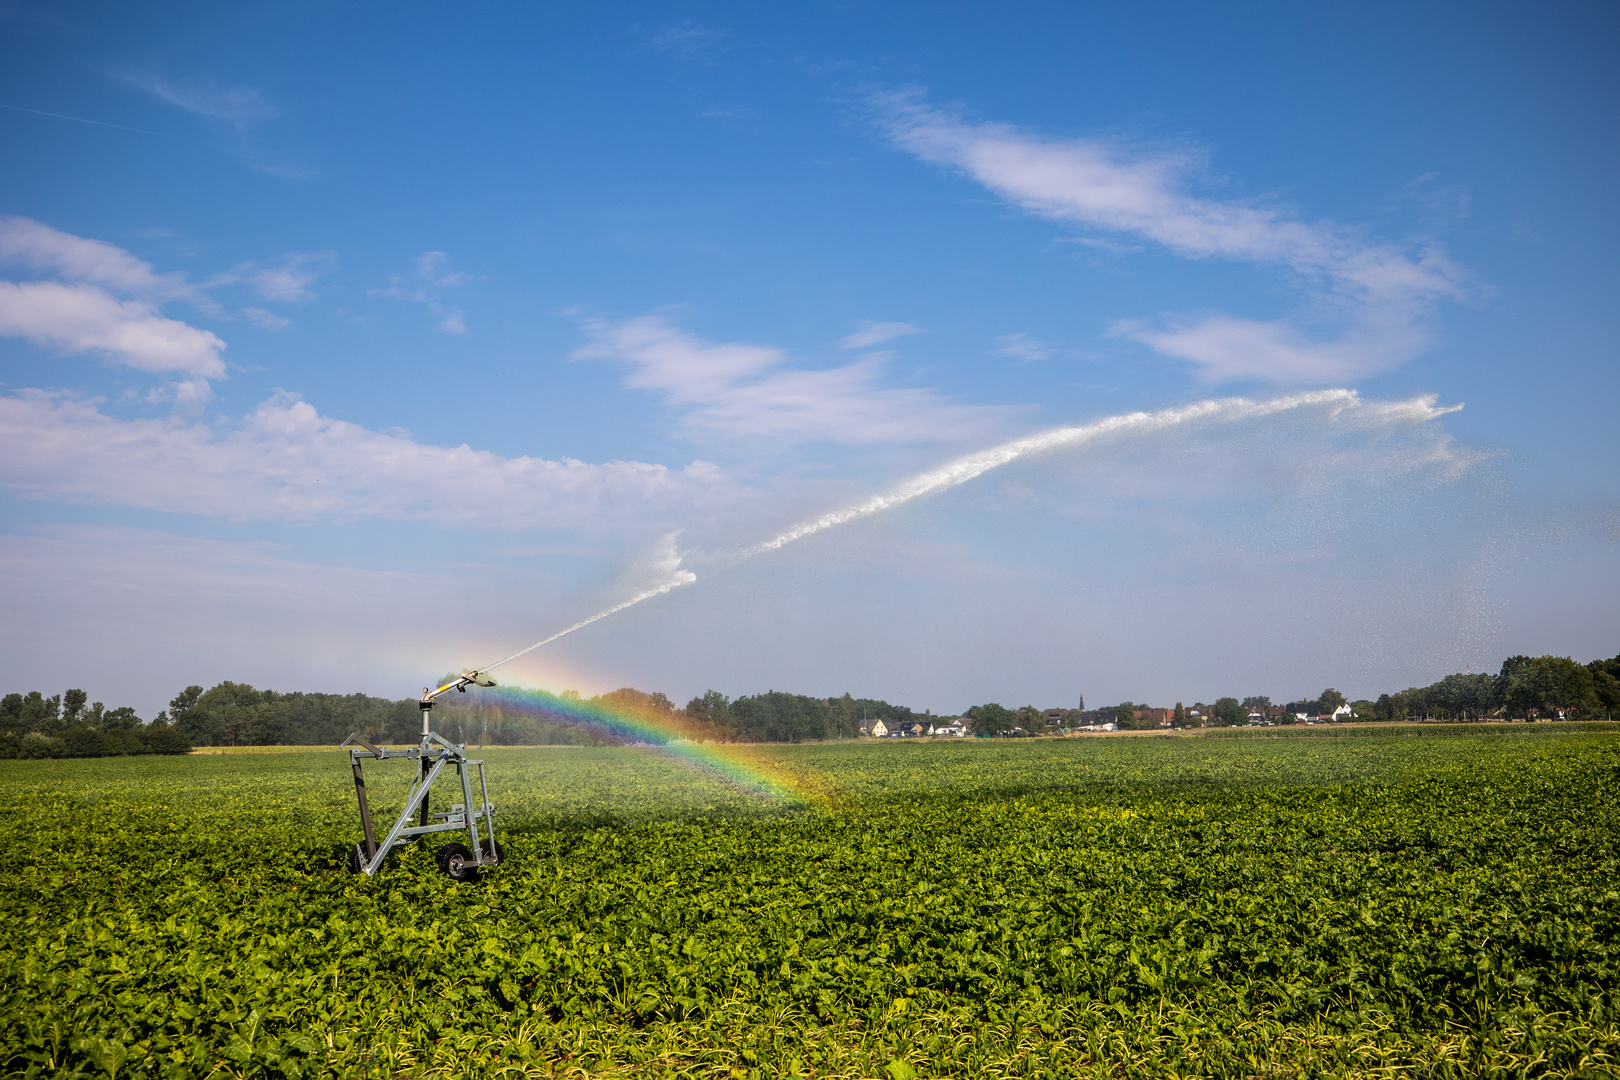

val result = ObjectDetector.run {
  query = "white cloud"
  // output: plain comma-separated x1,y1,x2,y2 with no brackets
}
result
0,218,232,387
642,21,729,58
877,91,1468,383
0,390,731,531
201,250,336,311
575,314,1011,445
245,251,336,302
0,281,226,378
242,306,290,330
993,333,1057,362
840,320,923,350
0,216,326,319
1118,314,1428,384
129,77,279,123
376,251,469,333
125,74,308,179
0,216,203,304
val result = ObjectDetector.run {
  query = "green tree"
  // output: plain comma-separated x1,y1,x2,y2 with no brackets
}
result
729,691,834,743
833,692,858,738
1017,705,1045,735
61,726,104,757
1587,659,1619,714
1212,697,1245,727
18,691,60,734
968,703,1015,736
685,690,734,739
180,682,264,746
1425,672,1494,720
168,686,203,727
1319,689,1346,716
62,689,88,725
1172,701,1186,728
1114,702,1161,730
1499,655,1597,719
101,706,140,731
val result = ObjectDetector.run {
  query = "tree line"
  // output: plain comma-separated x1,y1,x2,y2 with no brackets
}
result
1078,652,1619,732
442,687,914,745
4,649,1613,755
0,680,923,750
0,689,190,758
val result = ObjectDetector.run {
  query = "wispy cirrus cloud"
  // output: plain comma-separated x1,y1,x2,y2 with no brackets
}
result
124,73,309,179
876,90,1468,383
839,320,923,350
1114,313,1431,385
130,76,278,123
993,332,1058,362
576,313,1012,445
209,250,337,305
0,390,731,532
376,252,470,333
248,252,335,302
640,20,730,60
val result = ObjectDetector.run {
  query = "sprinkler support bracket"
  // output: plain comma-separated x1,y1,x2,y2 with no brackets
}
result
338,670,501,878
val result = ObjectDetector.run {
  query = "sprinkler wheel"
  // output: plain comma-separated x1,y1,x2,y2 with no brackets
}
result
435,842,480,882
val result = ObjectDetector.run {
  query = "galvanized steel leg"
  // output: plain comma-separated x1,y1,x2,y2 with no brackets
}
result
478,762,494,853
350,753,377,859
366,753,451,875
459,758,480,861
418,752,431,830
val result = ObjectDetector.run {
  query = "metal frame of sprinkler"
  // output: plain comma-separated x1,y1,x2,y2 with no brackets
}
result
340,669,503,882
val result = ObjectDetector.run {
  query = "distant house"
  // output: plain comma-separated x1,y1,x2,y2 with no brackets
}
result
866,718,889,738
933,717,969,737
894,720,928,738
1323,704,1352,722
1042,709,1067,725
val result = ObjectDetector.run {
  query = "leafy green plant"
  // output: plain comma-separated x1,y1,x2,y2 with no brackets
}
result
0,729,1615,1076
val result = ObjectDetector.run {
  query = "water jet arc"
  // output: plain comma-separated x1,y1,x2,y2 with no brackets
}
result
457,388,1456,682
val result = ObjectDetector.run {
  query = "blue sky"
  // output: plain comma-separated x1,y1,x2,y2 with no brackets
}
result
1,1,1615,718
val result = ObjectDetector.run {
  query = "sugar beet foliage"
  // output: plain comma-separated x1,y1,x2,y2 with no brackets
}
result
1,729,1616,1077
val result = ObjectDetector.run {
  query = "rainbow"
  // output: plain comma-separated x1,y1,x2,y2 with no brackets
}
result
440,684,826,805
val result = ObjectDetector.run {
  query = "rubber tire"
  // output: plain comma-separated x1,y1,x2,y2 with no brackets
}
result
346,842,367,875
480,837,505,866
435,842,480,882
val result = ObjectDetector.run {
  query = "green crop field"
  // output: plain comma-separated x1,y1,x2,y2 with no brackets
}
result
3,728,1617,1079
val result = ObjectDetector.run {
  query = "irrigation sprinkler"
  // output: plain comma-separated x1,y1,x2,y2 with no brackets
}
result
340,669,504,882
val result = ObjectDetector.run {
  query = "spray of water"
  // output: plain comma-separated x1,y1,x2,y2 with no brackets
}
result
482,572,696,675
476,389,1458,670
